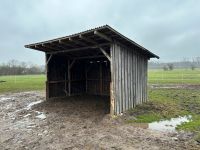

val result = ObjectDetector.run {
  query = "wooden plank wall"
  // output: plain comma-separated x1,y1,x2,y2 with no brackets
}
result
86,60,110,95
111,42,148,115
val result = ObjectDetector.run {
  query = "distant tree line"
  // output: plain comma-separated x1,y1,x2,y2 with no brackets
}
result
149,57,200,70
0,60,45,75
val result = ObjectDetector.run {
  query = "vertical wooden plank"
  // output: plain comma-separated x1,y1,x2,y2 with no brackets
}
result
115,43,119,114
133,51,136,107
110,43,115,115
146,59,148,102
117,45,123,113
130,50,133,109
125,48,129,110
128,49,131,109
126,49,129,110
121,45,125,112
123,47,127,111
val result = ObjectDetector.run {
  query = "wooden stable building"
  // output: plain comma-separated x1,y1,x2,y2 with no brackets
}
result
25,25,159,115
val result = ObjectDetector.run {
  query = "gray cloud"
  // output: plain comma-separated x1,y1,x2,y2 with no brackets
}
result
0,0,200,64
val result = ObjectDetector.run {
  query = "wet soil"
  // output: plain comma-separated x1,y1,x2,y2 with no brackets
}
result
0,91,199,150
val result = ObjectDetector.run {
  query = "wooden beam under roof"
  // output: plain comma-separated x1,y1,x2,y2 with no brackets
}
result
69,37,87,46
59,39,76,48
79,35,97,45
42,44,61,51
46,43,110,54
35,45,54,52
94,30,112,42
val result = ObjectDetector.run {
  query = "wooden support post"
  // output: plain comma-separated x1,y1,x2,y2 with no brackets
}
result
85,64,88,93
64,72,68,96
100,63,103,95
110,82,114,115
45,53,50,100
68,60,71,96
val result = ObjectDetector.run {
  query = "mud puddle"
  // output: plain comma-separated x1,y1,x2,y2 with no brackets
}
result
131,115,192,132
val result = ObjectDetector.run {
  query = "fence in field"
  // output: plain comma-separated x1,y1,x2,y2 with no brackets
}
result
148,69,200,84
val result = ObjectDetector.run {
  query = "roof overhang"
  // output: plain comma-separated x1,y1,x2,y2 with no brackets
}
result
25,25,159,59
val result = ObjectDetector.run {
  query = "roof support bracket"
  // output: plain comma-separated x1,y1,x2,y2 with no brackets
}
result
99,48,111,61
69,59,76,69
46,54,53,65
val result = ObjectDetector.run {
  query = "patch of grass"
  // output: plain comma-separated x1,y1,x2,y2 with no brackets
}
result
126,89,200,129
0,75,45,94
148,69,200,84
127,112,162,123
176,115,200,132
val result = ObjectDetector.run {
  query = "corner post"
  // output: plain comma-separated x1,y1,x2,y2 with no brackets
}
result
45,53,50,100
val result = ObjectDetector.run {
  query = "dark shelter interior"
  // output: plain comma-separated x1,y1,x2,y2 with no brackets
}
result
47,50,111,98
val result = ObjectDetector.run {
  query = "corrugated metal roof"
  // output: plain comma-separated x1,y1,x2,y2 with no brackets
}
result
25,25,159,59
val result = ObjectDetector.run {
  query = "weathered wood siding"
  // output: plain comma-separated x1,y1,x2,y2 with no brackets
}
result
111,42,148,115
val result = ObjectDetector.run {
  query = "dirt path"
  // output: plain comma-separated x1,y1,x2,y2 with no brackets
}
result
0,91,199,150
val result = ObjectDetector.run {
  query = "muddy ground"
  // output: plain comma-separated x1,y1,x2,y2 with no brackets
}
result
0,91,199,150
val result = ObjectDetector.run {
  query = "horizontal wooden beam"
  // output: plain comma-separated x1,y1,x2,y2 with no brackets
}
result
59,40,75,48
46,43,110,54
42,44,60,51
35,45,55,52
69,37,87,46
79,35,97,45
74,55,105,60
94,31,112,42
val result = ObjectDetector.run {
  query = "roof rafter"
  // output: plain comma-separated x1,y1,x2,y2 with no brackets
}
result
69,37,87,46
94,30,112,42
79,35,97,45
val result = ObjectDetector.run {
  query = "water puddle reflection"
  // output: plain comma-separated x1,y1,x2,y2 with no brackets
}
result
132,115,192,132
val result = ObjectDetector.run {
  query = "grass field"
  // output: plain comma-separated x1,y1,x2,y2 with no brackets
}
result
148,69,200,84
0,69,199,94
0,75,45,94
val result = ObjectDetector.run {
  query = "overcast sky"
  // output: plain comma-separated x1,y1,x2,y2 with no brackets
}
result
0,0,200,65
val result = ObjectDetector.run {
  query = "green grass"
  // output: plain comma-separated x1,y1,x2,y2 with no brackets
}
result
0,75,45,94
148,69,200,84
127,88,200,141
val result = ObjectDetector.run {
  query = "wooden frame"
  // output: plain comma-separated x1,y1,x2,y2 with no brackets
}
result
26,25,159,115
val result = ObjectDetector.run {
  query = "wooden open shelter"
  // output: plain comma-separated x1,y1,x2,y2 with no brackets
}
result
25,25,159,115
